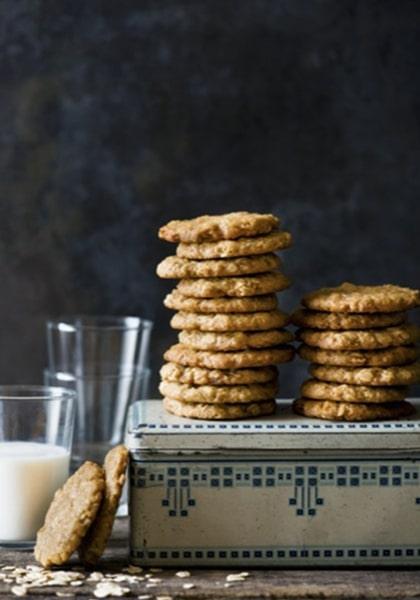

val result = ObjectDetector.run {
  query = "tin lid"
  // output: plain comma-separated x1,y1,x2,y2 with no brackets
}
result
127,399,420,452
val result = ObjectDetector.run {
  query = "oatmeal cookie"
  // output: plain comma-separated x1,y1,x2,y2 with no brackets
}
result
163,397,276,420
164,343,294,369
179,329,293,351
34,462,105,568
301,379,407,403
176,231,292,259
298,344,419,367
164,290,278,313
159,212,279,243
160,362,278,385
310,362,420,386
160,380,278,404
292,308,405,330
177,272,291,298
298,324,420,350
79,446,129,566
157,253,281,279
302,282,420,313
293,398,415,422
171,310,289,332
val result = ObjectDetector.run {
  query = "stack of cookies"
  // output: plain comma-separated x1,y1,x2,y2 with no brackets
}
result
156,212,294,420
292,283,420,421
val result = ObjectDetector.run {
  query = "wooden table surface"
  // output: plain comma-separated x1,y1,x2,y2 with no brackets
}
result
1,518,420,599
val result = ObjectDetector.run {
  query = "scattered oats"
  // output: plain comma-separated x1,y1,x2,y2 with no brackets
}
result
11,586,28,597
175,570,191,578
156,596,172,600
88,572,105,582
3,566,15,571
145,582,157,588
224,582,233,588
93,581,129,598
148,577,162,583
26,565,43,572
138,596,152,600
226,573,245,582
123,565,143,574
70,580,84,586
240,572,250,577
56,593,75,598
183,582,195,589
4,577,13,583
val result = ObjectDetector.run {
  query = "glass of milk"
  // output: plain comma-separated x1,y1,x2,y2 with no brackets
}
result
0,386,75,548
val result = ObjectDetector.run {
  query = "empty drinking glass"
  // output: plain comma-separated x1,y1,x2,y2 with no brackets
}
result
45,316,153,468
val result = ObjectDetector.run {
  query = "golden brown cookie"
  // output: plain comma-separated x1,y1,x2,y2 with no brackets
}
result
160,380,278,404
177,272,291,298
302,282,420,313
164,343,294,369
176,231,292,259
298,344,419,367
157,253,281,279
171,310,289,332
298,324,420,350
179,329,293,351
301,379,407,403
159,212,279,243
160,362,278,385
34,462,105,568
164,290,278,313
293,398,415,422
292,308,405,330
79,446,129,566
310,362,420,386
163,397,276,420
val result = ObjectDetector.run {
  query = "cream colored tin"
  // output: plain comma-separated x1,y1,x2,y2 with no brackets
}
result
128,399,420,566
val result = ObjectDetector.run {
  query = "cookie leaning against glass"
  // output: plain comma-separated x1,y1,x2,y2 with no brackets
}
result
34,446,128,567
157,211,294,420
293,282,420,422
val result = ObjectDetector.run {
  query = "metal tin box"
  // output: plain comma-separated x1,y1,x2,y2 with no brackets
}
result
128,399,420,567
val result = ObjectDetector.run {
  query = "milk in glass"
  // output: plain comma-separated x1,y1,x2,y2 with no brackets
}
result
0,442,70,542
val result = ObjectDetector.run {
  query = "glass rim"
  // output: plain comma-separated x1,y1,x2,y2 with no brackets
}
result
43,367,151,382
46,315,153,332
0,385,76,402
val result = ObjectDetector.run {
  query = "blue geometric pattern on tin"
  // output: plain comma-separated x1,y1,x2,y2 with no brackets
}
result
130,544,420,564
130,461,420,518
134,419,420,433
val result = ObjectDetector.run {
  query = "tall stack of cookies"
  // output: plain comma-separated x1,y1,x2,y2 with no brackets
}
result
157,212,294,420
292,283,420,421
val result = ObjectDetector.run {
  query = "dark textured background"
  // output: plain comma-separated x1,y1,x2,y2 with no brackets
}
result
0,0,419,396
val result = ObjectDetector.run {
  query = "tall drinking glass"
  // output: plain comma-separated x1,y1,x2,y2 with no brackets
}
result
45,316,153,468
0,386,75,548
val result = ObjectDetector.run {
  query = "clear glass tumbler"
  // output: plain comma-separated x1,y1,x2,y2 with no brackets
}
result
44,367,150,467
45,316,153,468
46,316,153,377
0,386,75,548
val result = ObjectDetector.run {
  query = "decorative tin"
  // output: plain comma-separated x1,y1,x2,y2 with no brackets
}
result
128,399,420,566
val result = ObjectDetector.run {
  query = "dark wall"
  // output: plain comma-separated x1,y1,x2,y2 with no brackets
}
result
1,0,419,396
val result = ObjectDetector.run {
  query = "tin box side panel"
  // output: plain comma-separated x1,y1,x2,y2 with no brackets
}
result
129,454,420,567
127,399,420,452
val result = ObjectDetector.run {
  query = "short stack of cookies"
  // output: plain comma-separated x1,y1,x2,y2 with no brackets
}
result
157,211,294,420
292,283,420,421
